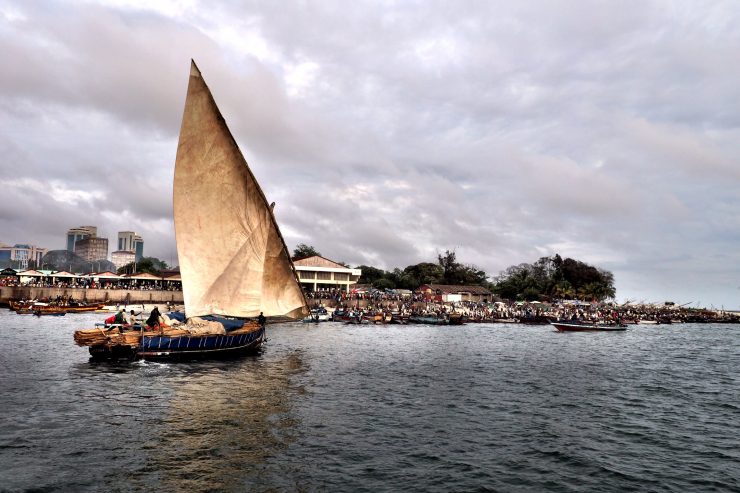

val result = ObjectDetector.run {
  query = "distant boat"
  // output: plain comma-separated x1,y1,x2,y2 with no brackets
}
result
13,302,67,316
551,321,627,332
408,314,462,325
302,307,330,323
32,305,67,316
64,302,105,313
75,60,308,360
12,300,102,314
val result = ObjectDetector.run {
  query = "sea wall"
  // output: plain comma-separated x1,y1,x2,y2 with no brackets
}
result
0,286,183,305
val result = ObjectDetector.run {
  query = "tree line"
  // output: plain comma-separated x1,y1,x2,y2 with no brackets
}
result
293,244,486,291
292,244,616,302
492,254,615,302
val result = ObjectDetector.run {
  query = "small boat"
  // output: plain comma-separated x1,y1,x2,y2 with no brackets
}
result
33,306,67,316
518,315,551,325
333,309,371,324
302,307,330,323
64,302,105,313
551,321,627,332
9,300,31,311
74,60,308,361
15,302,66,316
330,308,351,322
407,312,465,325
408,315,449,325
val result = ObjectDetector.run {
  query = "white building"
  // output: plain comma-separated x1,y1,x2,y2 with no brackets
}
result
0,243,48,270
111,250,136,270
293,256,361,293
118,231,144,261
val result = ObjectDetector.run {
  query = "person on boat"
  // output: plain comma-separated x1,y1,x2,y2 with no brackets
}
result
127,310,139,327
146,306,164,329
257,312,266,327
113,309,126,325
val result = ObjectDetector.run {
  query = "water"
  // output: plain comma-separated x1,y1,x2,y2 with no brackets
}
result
0,310,738,492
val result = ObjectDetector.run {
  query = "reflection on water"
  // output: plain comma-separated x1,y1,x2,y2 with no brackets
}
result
132,351,307,491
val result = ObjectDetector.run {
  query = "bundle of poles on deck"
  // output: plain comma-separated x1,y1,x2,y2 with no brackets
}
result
74,319,262,348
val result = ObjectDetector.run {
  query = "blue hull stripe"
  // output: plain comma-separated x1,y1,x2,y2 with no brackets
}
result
140,327,264,352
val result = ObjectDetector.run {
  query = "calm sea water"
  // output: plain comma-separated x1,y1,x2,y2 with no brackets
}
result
0,309,738,492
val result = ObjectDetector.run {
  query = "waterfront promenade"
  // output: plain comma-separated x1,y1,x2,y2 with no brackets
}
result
0,286,183,306
2,284,736,324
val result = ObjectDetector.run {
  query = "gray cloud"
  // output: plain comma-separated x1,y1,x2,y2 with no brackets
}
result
1,0,739,307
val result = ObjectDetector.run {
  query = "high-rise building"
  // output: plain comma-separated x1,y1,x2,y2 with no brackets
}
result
118,231,144,261
0,243,48,270
118,231,135,251
66,226,97,252
134,234,144,261
74,237,108,263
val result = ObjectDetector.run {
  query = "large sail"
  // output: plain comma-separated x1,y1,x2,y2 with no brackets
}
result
173,61,308,319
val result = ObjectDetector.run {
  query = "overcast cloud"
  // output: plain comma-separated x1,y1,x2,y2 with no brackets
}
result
1,0,739,308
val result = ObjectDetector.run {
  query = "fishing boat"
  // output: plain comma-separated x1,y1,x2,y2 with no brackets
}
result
13,302,66,316
550,321,627,332
406,311,465,325
32,305,67,316
8,300,29,311
74,60,308,360
408,314,450,325
302,307,330,323
11,299,102,313
64,302,106,313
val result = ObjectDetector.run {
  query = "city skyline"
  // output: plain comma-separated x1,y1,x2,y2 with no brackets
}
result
1,2,739,308
2,226,147,268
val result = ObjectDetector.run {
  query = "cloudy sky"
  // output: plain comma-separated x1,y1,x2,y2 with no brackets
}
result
1,0,739,308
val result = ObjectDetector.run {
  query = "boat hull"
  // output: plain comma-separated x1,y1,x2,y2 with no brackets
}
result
406,314,465,325
89,326,266,361
551,322,627,332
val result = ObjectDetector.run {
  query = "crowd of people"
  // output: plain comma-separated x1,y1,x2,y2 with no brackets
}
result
106,306,165,331
0,276,180,291
312,297,739,324
304,288,426,303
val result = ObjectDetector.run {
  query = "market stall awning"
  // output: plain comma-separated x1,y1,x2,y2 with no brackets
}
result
124,272,162,280
91,271,123,279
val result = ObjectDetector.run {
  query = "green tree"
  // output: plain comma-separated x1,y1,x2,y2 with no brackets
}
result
492,263,534,300
437,249,459,283
372,278,396,290
292,244,320,261
118,257,168,275
402,262,444,287
357,265,387,285
552,280,575,299
435,249,489,286
491,254,615,302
